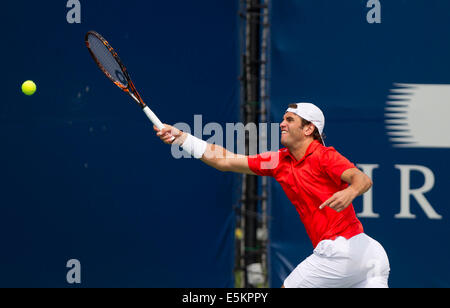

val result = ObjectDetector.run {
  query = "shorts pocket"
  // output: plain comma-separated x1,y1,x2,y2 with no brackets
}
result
314,237,350,258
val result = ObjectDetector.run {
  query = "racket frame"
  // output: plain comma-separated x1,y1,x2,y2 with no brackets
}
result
85,31,165,130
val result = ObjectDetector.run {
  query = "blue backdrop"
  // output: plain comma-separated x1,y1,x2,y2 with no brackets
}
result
268,0,450,287
0,1,240,287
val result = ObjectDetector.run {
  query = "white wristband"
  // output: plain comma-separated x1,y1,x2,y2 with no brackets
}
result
181,133,207,159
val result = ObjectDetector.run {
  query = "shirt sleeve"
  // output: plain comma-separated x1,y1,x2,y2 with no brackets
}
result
247,151,281,177
320,147,356,185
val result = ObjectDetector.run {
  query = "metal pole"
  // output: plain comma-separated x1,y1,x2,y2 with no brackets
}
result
243,0,261,288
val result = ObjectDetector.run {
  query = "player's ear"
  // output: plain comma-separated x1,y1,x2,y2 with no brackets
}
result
300,125,311,136
303,124,314,136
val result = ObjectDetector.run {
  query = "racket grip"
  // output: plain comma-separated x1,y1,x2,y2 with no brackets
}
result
143,106,164,130
143,106,175,141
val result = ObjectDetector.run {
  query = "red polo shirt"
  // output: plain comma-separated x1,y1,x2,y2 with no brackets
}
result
248,140,363,248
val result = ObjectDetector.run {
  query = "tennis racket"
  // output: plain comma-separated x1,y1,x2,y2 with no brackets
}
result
85,31,172,138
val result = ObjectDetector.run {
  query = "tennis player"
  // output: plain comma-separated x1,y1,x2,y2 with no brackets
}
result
155,102,390,288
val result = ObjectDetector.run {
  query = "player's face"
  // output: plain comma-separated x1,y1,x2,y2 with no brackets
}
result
280,112,304,146
280,112,315,147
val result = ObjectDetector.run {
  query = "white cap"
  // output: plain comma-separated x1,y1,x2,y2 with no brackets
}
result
286,103,325,144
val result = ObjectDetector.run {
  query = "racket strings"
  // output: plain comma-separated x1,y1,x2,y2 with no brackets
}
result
87,34,128,88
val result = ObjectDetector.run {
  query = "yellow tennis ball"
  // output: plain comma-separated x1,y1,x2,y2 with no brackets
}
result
235,228,243,240
22,80,37,96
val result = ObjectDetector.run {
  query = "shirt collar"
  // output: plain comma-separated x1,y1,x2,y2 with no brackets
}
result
286,140,321,164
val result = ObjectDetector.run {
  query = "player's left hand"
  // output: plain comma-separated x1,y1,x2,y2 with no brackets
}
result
319,187,358,212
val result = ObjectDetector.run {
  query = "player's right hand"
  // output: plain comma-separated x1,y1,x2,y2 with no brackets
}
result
154,124,185,145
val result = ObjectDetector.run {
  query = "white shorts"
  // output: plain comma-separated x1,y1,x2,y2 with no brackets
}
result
283,233,390,288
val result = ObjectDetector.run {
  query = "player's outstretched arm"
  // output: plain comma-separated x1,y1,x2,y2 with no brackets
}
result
154,124,255,175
